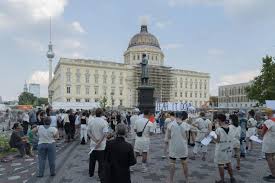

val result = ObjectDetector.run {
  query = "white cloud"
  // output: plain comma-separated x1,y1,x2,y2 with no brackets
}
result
155,20,172,29
218,70,259,86
28,70,49,97
28,70,49,87
6,0,68,21
139,15,151,25
71,21,86,33
163,43,184,49
207,48,224,56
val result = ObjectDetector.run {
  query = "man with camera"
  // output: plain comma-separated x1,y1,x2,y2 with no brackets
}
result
133,109,154,173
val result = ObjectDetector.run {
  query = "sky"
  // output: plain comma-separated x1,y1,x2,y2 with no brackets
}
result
1,0,275,101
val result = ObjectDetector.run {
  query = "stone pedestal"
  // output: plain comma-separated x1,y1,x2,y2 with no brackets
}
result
137,86,155,113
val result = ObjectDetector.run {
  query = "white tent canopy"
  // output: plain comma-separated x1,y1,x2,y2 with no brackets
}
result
52,102,100,110
266,100,275,110
0,104,11,111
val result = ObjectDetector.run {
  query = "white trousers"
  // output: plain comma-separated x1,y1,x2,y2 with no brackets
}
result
80,124,88,143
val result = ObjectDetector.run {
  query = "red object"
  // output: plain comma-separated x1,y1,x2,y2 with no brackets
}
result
149,115,155,123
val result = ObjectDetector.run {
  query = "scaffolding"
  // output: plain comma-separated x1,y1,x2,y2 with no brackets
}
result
133,65,173,106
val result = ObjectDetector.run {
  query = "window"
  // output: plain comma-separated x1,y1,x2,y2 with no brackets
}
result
204,93,207,98
133,55,135,60
185,92,188,97
180,82,183,88
67,98,70,102
137,55,140,60
85,87,90,95
112,77,115,84
85,99,90,102
195,92,197,98
120,77,123,85
111,88,115,95
180,92,183,97
76,85,81,95
67,68,70,72
200,93,202,98
195,83,197,89
76,74,80,83
103,75,107,84
119,88,123,95
185,79,188,88
120,99,123,106
76,99,81,102
66,73,71,82
66,86,71,94
155,56,157,60
175,92,177,97
94,87,99,95
95,75,98,84
85,73,90,83
190,92,192,97
204,84,207,90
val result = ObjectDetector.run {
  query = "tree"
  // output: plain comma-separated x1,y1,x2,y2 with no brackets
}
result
18,92,36,105
100,96,108,109
246,55,275,104
37,98,48,106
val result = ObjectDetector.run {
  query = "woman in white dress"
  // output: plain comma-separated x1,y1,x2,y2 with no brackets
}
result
214,113,236,183
246,110,257,151
261,109,275,182
167,111,191,183
190,112,212,161
229,114,241,170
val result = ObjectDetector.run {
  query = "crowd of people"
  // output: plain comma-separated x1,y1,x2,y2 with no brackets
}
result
6,106,275,183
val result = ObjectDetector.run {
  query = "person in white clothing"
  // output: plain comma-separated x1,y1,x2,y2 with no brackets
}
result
87,108,108,182
130,110,140,144
167,111,191,183
190,112,212,161
214,113,236,183
229,114,241,170
261,109,275,182
133,109,154,173
246,110,257,151
80,112,88,144
162,112,172,159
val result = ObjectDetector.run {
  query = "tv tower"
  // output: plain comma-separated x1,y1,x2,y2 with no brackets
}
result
46,17,55,83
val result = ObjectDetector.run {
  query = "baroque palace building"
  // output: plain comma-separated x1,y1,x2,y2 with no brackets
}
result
49,25,210,108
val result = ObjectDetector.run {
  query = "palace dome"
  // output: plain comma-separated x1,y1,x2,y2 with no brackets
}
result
128,25,160,49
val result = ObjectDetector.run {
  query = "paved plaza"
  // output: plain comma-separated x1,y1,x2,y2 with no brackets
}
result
0,133,270,183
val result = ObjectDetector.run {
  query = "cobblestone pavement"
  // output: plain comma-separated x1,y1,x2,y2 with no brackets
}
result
23,133,270,183
0,139,69,183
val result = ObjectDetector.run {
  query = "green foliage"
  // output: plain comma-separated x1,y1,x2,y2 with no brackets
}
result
18,92,36,105
18,92,48,107
0,134,16,154
246,55,275,104
100,96,108,109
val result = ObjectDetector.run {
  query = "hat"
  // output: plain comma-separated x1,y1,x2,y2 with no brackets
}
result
265,108,273,115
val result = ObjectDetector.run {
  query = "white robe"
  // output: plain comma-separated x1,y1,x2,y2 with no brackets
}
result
193,118,212,142
246,118,257,138
229,125,241,149
262,120,275,153
168,120,191,159
214,127,233,164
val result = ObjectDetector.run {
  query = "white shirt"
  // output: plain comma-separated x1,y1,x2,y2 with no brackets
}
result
229,125,241,148
38,126,58,144
168,120,191,158
134,117,154,140
262,119,275,153
87,117,108,150
50,115,57,127
22,113,29,122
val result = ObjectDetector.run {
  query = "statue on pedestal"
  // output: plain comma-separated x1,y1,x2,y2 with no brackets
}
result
140,53,149,85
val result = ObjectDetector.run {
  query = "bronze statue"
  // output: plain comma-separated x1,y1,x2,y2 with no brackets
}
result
140,53,149,85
